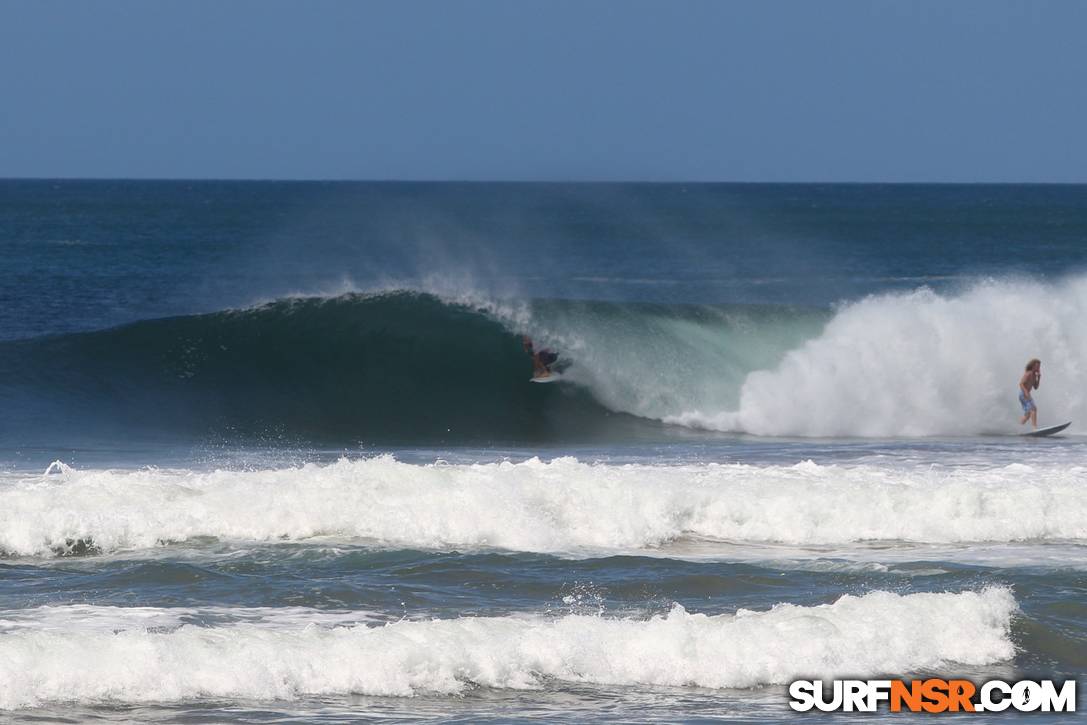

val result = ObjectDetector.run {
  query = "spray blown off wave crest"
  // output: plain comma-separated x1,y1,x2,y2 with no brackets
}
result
671,277,1087,436
4,457,1085,556
0,588,1015,707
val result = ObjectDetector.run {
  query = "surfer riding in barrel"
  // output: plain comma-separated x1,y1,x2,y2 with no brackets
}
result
523,335,559,380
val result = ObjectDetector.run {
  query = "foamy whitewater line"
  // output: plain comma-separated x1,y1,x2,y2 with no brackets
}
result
0,605,380,634
2,457,1085,556
0,589,1015,708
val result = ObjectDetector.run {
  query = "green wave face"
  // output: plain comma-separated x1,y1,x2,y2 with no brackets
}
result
0,291,823,446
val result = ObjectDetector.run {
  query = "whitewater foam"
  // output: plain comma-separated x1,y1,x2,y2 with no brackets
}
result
664,277,1087,436
2,457,1084,556
0,588,1015,708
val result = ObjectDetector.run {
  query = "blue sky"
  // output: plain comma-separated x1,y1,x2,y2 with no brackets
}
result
1,0,1084,181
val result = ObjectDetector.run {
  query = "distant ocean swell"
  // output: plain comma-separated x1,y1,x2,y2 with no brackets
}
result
0,588,1015,708
2,275,1085,443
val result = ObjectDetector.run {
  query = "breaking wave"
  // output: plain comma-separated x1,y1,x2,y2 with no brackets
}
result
3,457,1085,557
0,588,1015,708
2,276,1085,443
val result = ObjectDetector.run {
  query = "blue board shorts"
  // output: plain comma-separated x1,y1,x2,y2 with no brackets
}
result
1019,391,1036,413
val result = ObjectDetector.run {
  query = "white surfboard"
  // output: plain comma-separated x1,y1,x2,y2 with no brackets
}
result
1021,422,1071,437
530,373,563,383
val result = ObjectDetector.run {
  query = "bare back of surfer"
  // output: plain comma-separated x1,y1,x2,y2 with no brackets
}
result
1019,358,1041,428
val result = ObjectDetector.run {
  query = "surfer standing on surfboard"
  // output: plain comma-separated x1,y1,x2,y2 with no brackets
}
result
1019,358,1041,429
522,336,558,379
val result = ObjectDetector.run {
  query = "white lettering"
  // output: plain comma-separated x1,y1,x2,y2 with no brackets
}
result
980,680,1011,712
788,680,816,712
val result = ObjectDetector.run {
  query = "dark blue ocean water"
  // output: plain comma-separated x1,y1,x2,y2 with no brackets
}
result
1,181,1086,722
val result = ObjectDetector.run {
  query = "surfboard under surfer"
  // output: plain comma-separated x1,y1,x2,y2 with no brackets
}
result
522,335,558,379
1018,358,1041,429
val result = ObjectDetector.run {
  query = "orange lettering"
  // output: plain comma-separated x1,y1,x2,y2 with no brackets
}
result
891,680,922,712
947,680,976,712
921,679,950,713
